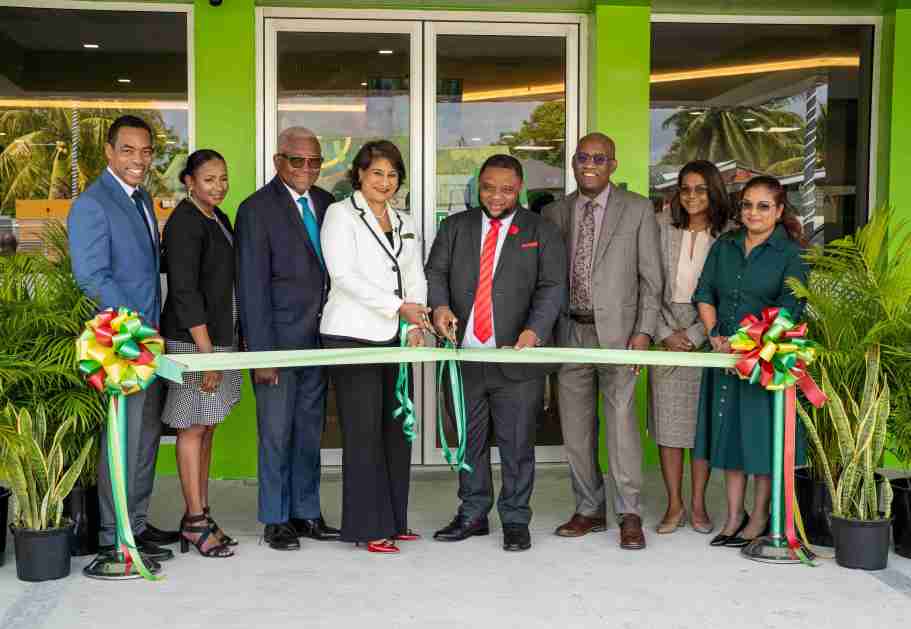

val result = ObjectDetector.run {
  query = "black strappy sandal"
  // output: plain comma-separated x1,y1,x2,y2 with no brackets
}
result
203,506,239,547
180,513,235,558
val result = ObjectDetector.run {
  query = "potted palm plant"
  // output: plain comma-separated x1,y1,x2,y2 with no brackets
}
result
0,222,106,557
799,346,893,570
3,404,93,581
788,207,911,546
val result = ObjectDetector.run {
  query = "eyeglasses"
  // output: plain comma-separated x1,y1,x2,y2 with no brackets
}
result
574,152,614,167
278,154,323,170
680,185,708,197
740,200,776,213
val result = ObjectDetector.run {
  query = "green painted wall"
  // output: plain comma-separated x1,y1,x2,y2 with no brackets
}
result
888,10,911,217
156,0,258,478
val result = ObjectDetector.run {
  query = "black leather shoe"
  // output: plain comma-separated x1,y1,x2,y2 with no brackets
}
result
291,516,341,541
724,518,769,548
99,540,174,562
264,523,301,551
433,515,490,542
502,525,531,552
710,513,749,547
137,523,180,545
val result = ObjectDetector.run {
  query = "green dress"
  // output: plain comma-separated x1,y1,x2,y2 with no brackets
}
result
693,225,809,475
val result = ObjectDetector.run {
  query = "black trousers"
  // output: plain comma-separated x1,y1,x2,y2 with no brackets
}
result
323,337,412,542
457,363,544,527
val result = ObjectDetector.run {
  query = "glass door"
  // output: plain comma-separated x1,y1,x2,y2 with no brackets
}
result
264,18,423,465
422,21,581,464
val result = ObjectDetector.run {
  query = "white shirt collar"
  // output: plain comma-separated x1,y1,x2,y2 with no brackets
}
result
107,166,138,199
282,181,313,208
481,209,517,230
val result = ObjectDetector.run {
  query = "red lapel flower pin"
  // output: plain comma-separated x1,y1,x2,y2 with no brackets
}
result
507,224,520,236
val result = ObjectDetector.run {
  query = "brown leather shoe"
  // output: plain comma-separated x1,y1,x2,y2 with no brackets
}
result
555,514,607,538
619,514,646,550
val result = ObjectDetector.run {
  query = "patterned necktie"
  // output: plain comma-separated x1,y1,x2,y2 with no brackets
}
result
296,196,324,268
472,218,501,344
570,200,596,312
131,189,155,248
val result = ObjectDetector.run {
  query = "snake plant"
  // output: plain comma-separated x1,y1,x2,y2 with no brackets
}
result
2,404,94,530
798,344,893,521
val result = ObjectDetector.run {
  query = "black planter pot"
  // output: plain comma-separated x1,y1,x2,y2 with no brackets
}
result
891,477,911,559
795,469,835,547
63,484,100,557
11,522,74,582
831,514,891,571
0,487,10,567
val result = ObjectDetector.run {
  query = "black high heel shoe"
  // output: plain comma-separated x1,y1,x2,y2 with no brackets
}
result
724,517,769,548
204,506,239,547
180,513,234,558
710,512,749,547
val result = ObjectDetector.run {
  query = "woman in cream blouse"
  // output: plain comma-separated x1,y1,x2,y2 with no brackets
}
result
320,140,432,554
649,160,733,536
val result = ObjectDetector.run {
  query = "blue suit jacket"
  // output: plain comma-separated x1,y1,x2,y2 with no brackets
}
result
68,169,161,325
235,176,333,351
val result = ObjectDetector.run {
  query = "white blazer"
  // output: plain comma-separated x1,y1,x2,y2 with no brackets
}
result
319,190,427,342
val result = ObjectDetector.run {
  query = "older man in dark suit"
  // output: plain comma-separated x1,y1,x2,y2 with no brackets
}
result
235,127,340,551
426,154,567,552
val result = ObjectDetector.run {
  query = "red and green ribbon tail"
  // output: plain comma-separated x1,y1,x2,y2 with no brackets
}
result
729,307,827,564
77,308,163,581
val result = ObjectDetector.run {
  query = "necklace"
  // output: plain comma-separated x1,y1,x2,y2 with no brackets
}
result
188,195,216,219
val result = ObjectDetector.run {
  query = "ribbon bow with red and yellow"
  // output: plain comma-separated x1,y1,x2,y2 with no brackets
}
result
729,306,827,563
77,308,163,580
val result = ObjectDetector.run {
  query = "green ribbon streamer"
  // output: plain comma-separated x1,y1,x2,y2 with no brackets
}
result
436,340,472,473
108,394,161,581
392,321,418,444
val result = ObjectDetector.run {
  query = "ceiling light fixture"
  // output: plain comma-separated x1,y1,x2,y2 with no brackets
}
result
378,49,394,55
651,55,859,84
82,43,100,49
360,82,368,87
461,82,565,102
0,98,188,110
117,78,131,84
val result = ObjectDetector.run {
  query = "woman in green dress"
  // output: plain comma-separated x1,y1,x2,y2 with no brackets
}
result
692,176,809,548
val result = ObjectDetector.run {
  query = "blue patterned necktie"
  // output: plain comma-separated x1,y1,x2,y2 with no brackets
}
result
296,196,324,268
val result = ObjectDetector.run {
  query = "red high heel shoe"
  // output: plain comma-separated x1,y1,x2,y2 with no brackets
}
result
366,540,399,554
392,529,421,542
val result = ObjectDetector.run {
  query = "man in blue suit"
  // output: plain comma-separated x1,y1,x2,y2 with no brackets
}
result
235,126,340,551
68,115,178,574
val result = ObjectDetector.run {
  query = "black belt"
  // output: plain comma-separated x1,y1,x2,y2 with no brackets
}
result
570,312,595,325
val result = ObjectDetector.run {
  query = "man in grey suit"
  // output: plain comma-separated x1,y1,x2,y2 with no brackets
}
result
543,133,662,550
69,115,179,575
427,154,566,552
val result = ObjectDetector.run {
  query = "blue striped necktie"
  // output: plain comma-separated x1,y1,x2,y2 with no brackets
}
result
296,196,324,268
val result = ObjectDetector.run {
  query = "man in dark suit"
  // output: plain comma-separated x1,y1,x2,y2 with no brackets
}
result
235,127,340,551
69,115,179,575
426,154,567,552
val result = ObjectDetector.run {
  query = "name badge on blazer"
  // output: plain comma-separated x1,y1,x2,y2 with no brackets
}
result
521,241,539,249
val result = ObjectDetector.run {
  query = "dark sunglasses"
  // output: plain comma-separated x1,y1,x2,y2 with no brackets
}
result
574,152,614,167
278,154,323,169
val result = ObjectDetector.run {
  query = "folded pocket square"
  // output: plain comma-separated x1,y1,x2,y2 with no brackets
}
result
521,241,539,249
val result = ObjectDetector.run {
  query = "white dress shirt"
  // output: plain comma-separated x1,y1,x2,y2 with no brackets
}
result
282,182,317,220
107,167,156,241
462,210,518,349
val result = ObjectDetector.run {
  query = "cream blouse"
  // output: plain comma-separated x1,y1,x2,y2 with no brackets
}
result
672,229,713,304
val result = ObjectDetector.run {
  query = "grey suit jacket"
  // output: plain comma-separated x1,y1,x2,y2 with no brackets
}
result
426,207,567,381
543,186,663,348
655,217,710,347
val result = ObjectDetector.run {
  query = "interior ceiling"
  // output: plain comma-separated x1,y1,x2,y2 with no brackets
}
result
650,22,870,104
0,7,187,54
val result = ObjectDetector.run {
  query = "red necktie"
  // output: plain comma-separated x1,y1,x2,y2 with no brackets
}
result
472,218,501,344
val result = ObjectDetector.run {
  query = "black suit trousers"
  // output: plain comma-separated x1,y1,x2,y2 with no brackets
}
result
457,363,544,527
323,337,412,542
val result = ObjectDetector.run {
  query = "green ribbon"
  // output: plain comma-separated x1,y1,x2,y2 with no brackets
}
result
392,321,418,444
436,340,472,472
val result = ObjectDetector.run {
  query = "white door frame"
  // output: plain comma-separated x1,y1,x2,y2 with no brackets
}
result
261,17,423,466
422,20,581,465
258,9,586,465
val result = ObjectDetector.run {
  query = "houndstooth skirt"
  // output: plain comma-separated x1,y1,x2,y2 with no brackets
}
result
160,339,242,429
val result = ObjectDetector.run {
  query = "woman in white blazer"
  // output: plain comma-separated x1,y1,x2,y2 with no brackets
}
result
320,140,431,554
